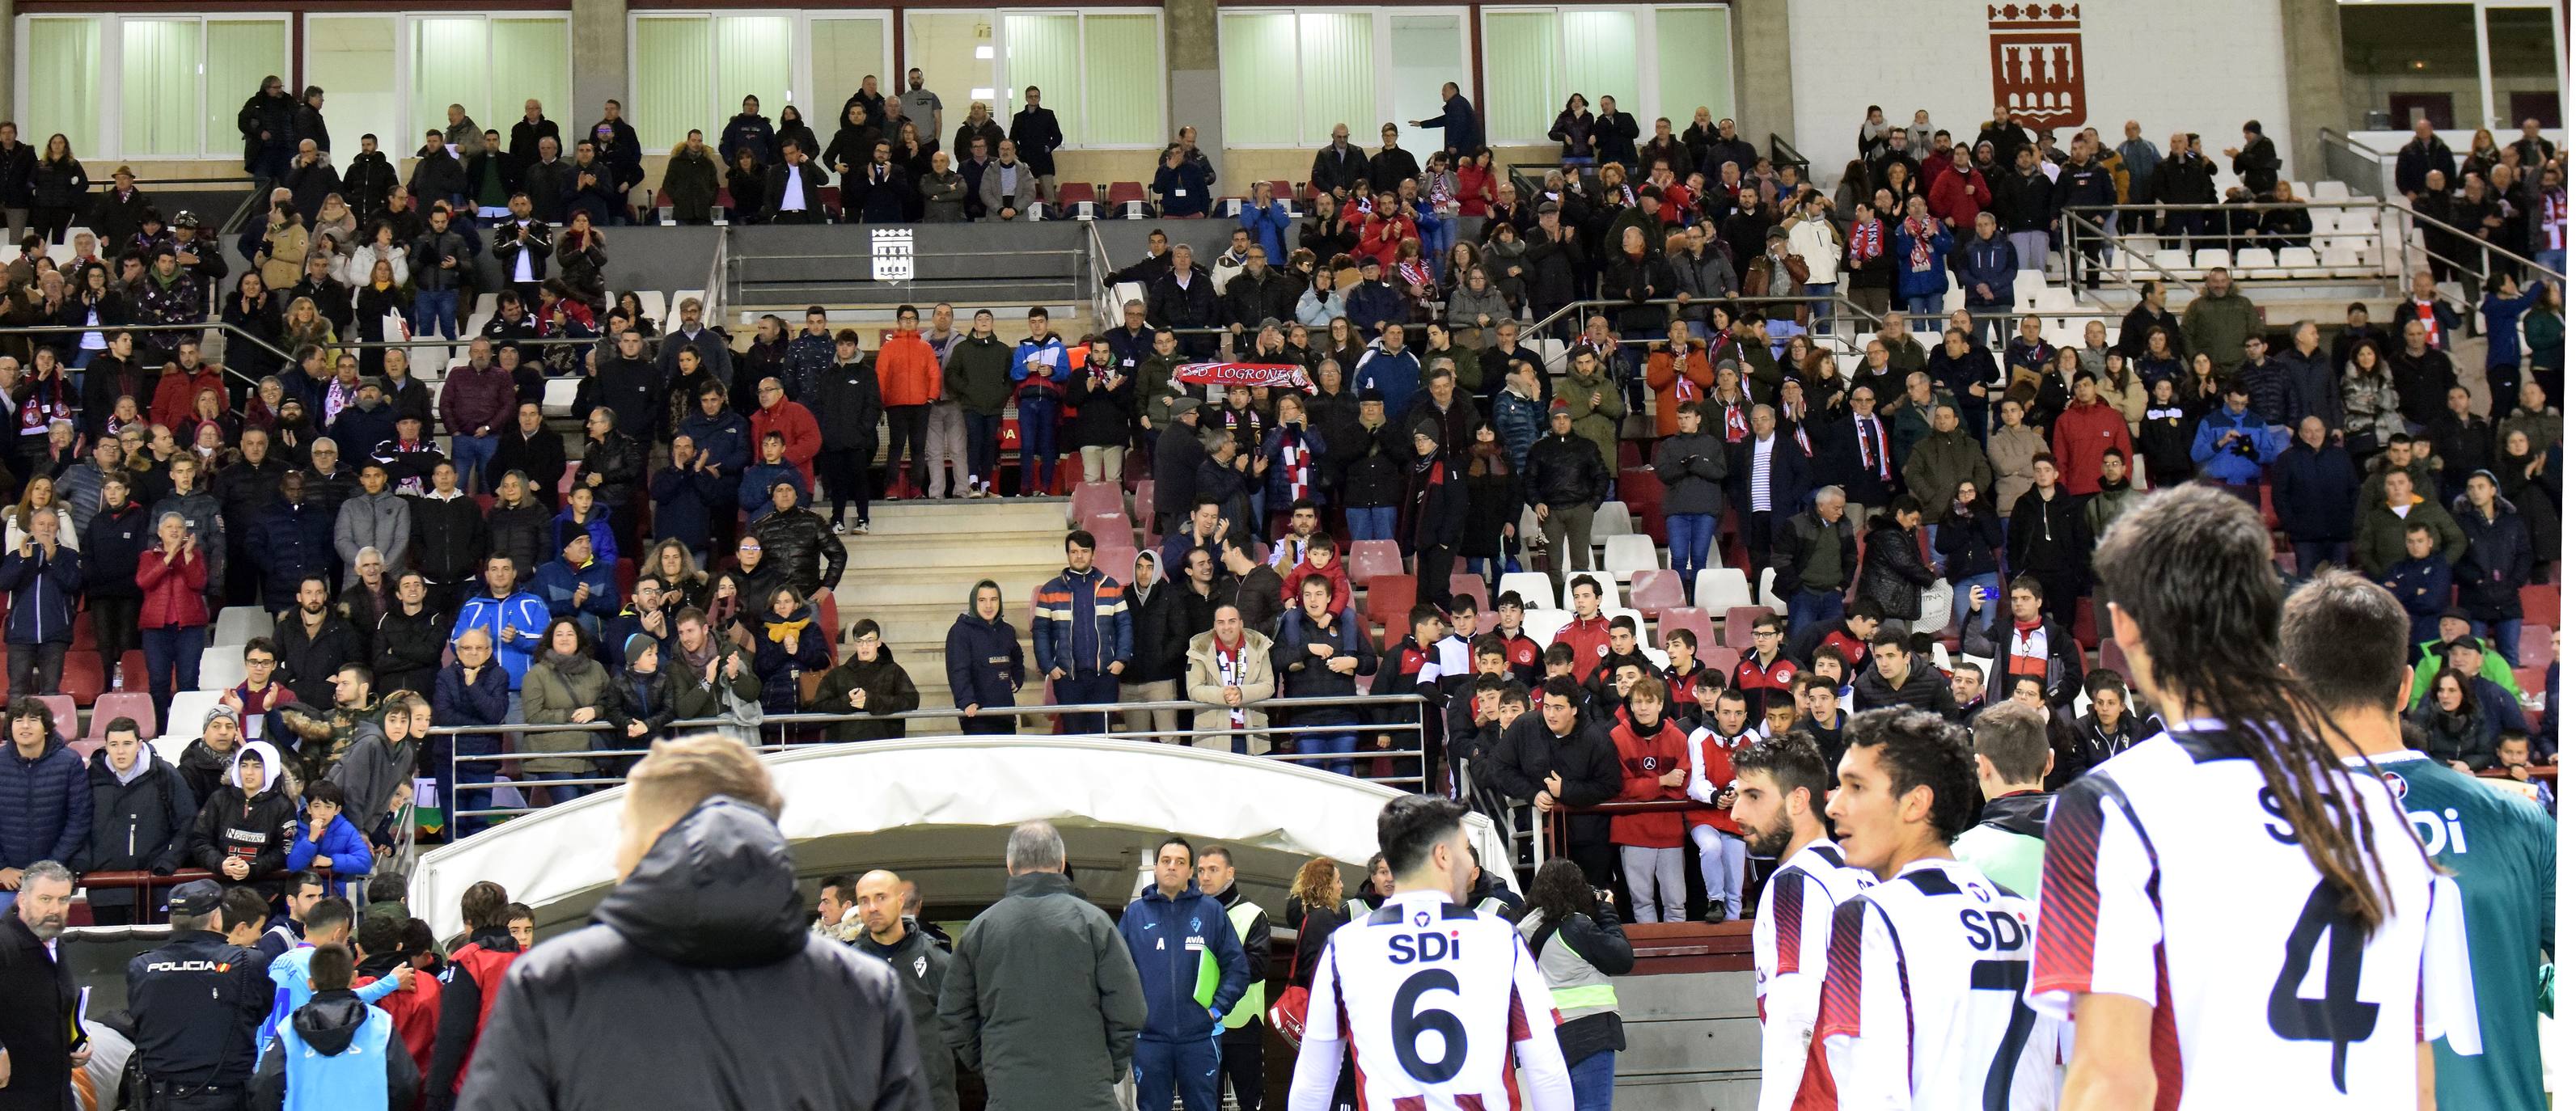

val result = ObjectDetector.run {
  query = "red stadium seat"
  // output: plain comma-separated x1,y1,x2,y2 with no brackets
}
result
810,591,840,659
1627,569,1685,619
1723,606,1770,651
1267,180,1293,207
1094,544,1140,585
1702,646,1741,678
59,656,103,705
35,694,76,732
1447,575,1490,613
1085,512,1131,547
87,692,157,741
2521,584,2559,627
67,738,103,765
614,558,637,600
1364,574,1417,631
1106,181,1149,218
2519,625,2553,670
1347,541,1405,584
1069,482,1126,523
1656,607,1715,654
1052,181,1100,220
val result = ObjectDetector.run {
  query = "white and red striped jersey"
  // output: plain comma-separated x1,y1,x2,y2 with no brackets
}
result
1796,856,2062,1110
1752,841,1876,1111
1287,890,1573,1111
2031,724,2442,1109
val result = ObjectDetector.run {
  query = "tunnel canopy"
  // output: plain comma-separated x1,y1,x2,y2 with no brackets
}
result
412,736,1514,940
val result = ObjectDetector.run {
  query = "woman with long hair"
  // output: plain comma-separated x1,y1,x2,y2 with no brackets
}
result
4,474,74,552
2412,668,2496,771
28,134,84,243
1549,94,1596,164
1460,423,1517,588
1282,856,1358,1105
1518,857,1634,1111
2134,377,2197,490
646,538,709,608
751,585,831,723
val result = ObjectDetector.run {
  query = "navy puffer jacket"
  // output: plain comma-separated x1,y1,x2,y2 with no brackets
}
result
0,735,91,869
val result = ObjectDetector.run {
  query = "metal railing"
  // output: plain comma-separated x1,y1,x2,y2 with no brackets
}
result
702,225,731,331
2316,128,2394,201
2058,198,2565,312
1766,133,1809,180
431,691,1433,822
1087,221,1123,328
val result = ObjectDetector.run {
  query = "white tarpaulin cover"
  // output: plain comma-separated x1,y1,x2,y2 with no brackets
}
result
412,736,1513,940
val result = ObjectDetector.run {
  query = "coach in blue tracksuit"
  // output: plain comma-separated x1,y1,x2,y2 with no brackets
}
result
1119,836,1250,1111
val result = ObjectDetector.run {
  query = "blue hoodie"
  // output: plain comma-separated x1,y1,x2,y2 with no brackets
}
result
533,555,620,630
450,589,550,686
2188,403,2282,485
257,946,404,1063
1117,881,1250,1044
252,991,417,1111
282,812,374,877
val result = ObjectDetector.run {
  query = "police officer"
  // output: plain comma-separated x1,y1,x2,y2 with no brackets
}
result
125,881,273,1111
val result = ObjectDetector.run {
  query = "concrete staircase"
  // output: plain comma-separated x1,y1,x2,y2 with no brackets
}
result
832,496,1081,723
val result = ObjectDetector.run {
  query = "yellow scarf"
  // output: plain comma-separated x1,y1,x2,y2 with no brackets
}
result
763,616,812,645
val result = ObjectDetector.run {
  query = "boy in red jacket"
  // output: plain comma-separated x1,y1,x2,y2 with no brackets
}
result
355,912,442,1105
1609,674,1691,922
1684,685,1754,922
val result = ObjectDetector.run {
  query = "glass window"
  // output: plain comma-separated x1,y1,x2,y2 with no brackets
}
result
1482,11,1560,145
493,19,572,138
715,15,795,121
1082,15,1163,147
2339,4,2477,129
2485,6,2560,129
907,12,996,151
1005,15,1083,143
632,17,713,150
27,18,103,158
412,18,493,143
1219,13,1298,147
1388,15,1466,145
1654,6,1732,129
1560,10,1639,115
121,20,202,158
1299,13,1376,147
810,19,890,127
206,21,290,159
307,15,400,158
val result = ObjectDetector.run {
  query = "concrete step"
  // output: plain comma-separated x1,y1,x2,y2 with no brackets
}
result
854,496,1076,536
842,534,1071,572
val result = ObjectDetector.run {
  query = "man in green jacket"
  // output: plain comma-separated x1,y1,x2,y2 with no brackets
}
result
1554,348,1627,473
1900,403,1993,507
938,820,1146,1111
2354,468,2468,576
2409,611,2527,704
2179,267,2261,370
942,309,1017,496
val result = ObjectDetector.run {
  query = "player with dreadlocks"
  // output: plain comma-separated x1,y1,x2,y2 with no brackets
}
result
2033,485,2442,1111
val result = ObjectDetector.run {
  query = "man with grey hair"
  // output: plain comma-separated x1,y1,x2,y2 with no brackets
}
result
937,821,1145,1111
1,860,82,1100
1777,484,1856,634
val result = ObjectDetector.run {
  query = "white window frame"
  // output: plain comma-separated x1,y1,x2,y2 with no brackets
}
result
395,14,577,143
15,11,295,161
1217,6,1472,150
1476,3,1732,146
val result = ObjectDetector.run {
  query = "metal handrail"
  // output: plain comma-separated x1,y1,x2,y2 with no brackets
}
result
1766,133,1809,179
0,322,280,388
2059,197,2565,312
430,691,1435,819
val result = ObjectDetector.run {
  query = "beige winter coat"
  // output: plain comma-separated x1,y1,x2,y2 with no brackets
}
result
1184,627,1275,751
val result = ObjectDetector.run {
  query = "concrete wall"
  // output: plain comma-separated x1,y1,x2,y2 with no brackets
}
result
1786,0,2294,179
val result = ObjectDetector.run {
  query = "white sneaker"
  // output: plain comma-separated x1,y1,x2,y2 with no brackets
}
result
856,522,870,534
831,521,847,536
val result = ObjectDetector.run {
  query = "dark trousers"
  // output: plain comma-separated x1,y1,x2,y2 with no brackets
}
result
1743,509,1777,581
1055,670,1119,733
964,411,1003,488
142,624,205,721
2027,568,2084,630
8,641,66,695
1134,1037,1221,1111
91,596,139,674
1415,543,1455,614
1221,1037,1264,1111
817,446,872,526
958,714,1017,735
885,404,930,490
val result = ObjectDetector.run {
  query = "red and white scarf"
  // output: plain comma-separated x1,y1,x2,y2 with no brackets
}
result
1279,428,1313,501
1903,215,1939,272
1216,640,1247,728
1846,216,1885,268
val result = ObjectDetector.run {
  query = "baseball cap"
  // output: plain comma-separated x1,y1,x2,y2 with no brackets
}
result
168,879,225,916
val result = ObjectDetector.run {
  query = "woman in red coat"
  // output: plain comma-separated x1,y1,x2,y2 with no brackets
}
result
135,509,210,718
2046,372,2136,496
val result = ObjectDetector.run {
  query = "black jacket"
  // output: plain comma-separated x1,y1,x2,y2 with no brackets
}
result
574,431,646,507
124,928,274,1089
1308,144,1369,200
1850,654,1958,716
1525,431,1608,509
408,492,490,585
751,507,846,598
372,604,447,698
1856,520,1937,621
1146,265,1221,333
75,750,197,910
1125,577,1190,686
817,360,885,452
455,797,933,1111
810,653,920,742
2006,486,2089,577
1478,714,1621,847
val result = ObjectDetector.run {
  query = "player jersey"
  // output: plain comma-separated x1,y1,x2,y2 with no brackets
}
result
1293,889,1571,1111
2357,750,2555,1111
1796,856,2063,1111
2032,724,2442,1109
1752,841,1876,1111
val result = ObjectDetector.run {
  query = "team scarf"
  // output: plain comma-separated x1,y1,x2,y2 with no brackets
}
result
1718,400,1750,441
1855,415,1890,480
1174,361,1312,391
1277,423,1313,501
1846,215,1885,267
1903,215,1939,272
1669,354,1703,407
1216,639,1247,728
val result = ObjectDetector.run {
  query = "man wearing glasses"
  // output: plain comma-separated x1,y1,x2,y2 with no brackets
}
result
1730,614,1797,695
217,639,299,746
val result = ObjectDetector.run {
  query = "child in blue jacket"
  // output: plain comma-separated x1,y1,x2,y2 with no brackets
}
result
282,779,374,880
2379,524,2456,646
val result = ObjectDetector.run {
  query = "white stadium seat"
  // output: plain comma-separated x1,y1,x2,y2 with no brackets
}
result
1601,535,1660,582
2193,247,2233,272
1695,568,1753,610
2312,180,2350,201
1498,571,1559,610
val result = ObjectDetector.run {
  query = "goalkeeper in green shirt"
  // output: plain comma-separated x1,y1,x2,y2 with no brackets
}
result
2286,570,2557,1111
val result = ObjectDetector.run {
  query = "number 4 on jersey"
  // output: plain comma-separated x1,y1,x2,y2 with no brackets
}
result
2266,880,2379,1092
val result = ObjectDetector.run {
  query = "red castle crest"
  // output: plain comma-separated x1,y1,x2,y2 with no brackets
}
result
1988,3,2087,132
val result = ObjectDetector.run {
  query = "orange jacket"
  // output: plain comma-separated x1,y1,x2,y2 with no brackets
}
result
876,329,943,408
1644,346,1716,437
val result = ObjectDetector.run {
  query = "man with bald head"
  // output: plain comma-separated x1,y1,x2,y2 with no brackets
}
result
856,869,958,1111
